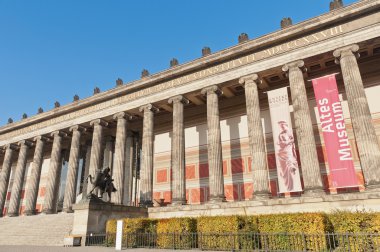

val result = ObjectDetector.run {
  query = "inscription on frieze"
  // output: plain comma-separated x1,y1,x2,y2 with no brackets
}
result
0,24,345,142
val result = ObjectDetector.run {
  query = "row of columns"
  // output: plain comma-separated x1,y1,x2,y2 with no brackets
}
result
0,44,379,216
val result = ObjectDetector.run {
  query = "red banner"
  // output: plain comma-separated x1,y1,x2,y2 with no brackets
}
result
312,74,358,188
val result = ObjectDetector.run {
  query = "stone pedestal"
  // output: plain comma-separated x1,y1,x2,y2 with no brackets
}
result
71,198,148,245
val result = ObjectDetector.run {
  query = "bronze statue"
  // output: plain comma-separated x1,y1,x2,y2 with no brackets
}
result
87,167,117,202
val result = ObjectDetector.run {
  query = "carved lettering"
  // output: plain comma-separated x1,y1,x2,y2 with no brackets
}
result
0,24,345,142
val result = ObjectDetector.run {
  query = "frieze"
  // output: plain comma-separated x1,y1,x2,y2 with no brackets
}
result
0,24,347,142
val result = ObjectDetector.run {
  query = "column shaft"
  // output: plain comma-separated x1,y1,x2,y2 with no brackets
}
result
201,86,225,202
169,95,188,205
24,136,46,215
112,112,128,204
283,60,323,194
81,143,92,199
139,104,156,206
334,44,380,187
43,131,65,214
239,74,270,198
63,126,84,212
0,145,16,217
8,141,31,216
123,134,134,205
87,119,108,195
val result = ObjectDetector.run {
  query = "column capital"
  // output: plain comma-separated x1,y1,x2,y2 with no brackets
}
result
333,44,359,60
168,95,189,105
282,60,305,72
69,125,87,133
51,131,68,138
18,140,34,147
4,143,18,151
33,136,50,142
201,85,223,96
239,73,259,86
113,112,133,120
139,104,159,113
90,119,108,127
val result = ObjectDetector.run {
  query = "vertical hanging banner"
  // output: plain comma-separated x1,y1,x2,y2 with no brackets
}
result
312,74,358,188
268,87,302,193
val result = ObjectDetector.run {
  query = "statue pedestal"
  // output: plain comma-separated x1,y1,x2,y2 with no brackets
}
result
71,197,148,245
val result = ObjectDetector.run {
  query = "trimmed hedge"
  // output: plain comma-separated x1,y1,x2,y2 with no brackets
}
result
257,213,331,251
329,211,380,251
105,211,380,251
156,217,196,249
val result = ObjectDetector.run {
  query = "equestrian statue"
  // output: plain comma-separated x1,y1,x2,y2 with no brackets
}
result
87,167,117,202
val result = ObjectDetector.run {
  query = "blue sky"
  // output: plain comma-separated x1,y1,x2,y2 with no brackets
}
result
0,0,357,126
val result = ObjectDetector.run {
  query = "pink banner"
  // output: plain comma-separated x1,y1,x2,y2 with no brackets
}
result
312,74,358,188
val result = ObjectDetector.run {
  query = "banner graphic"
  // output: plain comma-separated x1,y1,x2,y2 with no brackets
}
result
312,74,358,188
268,87,303,193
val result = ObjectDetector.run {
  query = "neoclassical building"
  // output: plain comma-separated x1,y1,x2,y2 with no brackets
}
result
0,0,380,245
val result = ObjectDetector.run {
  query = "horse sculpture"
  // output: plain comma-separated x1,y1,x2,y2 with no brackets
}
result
87,167,117,202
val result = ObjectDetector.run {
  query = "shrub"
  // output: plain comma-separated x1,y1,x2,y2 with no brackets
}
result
106,218,157,248
197,215,254,250
329,211,380,251
156,217,197,249
258,213,331,251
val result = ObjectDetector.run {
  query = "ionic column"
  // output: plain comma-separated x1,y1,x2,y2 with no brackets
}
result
63,126,85,213
283,60,324,195
201,85,225,202
24,136,48,215
168,95,189,205
112,112,130,204
81,141,92,199
239,74,270,199
43,131,66,214
139,104,158,207
334,44,380,188
87,119,108,195
123,133,134,205
8,140,33,217
0,144,17,217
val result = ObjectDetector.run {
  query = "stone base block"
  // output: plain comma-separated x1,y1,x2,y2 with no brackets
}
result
148,190,380,219
63,235,82,247
71,197,148,237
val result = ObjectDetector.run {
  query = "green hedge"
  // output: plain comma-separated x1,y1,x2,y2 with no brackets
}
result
156,217,196,249
329,211,380,251
105,211,380,251
257,213,331,251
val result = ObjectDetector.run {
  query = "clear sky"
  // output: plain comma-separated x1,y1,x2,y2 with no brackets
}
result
0,0,357,126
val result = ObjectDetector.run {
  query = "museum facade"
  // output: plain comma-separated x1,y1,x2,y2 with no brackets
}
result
0,0,380,240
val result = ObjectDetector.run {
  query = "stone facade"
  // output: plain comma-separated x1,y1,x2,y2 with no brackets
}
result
0,0,379,234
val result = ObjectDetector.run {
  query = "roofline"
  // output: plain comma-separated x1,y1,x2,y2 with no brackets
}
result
1,0,379,134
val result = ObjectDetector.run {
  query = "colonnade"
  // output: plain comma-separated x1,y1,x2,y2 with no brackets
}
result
0,44,379,216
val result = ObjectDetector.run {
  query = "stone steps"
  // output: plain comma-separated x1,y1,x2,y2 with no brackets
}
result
0,213,74,246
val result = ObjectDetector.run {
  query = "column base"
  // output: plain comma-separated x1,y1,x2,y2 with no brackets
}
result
23,210,36,216
208,195,226,203
171,198,187,206
63,207,74,213
252,191,271,200
303,188,325,197
365,183,380,192
42,209,56,215
7,212,18,217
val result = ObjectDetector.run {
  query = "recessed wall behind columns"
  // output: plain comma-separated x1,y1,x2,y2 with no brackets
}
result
151,84,380,205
